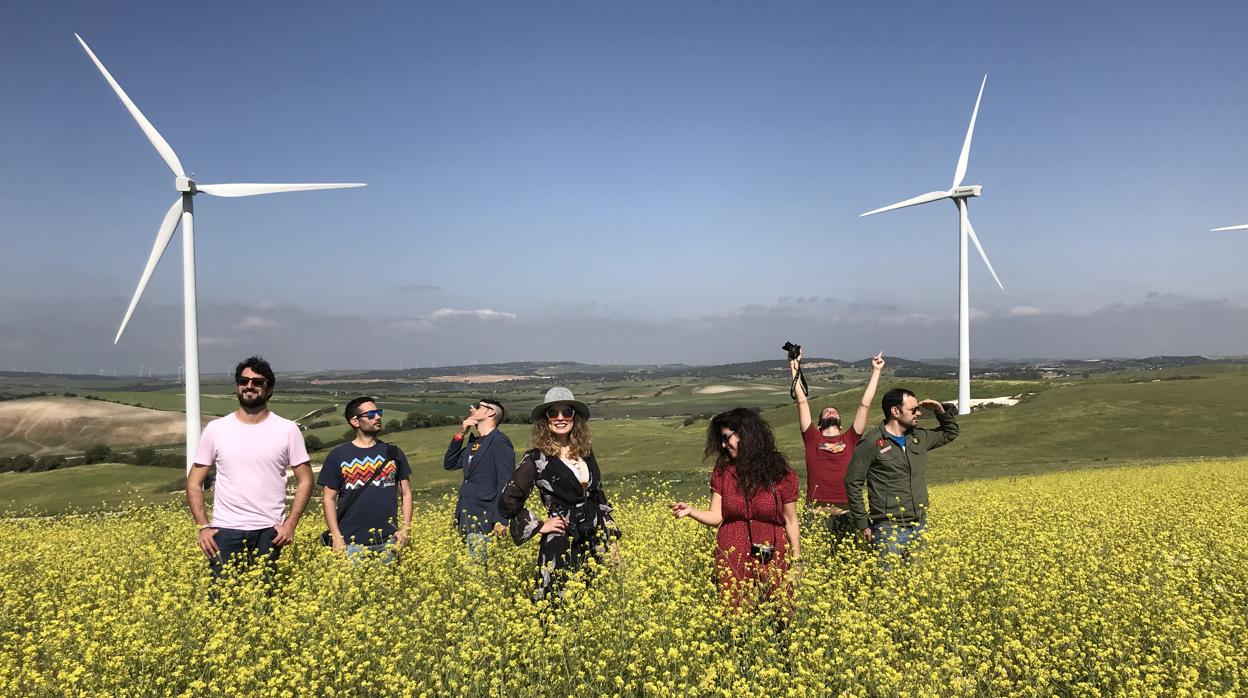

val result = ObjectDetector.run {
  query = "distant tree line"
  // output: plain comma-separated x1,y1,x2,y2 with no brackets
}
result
0,443,187,473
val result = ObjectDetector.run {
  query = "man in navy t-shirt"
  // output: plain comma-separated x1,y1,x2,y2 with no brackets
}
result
319,396,412,560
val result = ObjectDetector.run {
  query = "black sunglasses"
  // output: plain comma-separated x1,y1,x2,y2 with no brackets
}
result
353,409,384,420
236,376,269,388
545,406,576,420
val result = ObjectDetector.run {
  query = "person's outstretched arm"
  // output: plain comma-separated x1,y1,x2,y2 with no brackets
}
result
791,351,812,432
670,493,724,528
852,352,886,436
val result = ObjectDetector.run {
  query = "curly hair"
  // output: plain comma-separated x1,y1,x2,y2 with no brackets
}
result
531,414,593,460
704,407,791,498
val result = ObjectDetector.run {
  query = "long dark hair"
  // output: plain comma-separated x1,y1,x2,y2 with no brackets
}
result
704,408,790,498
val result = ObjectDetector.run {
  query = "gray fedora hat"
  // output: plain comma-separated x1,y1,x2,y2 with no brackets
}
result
531,386,591,421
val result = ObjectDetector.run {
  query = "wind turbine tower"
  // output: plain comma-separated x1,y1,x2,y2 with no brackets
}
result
860,75,1004,415
76,34,365,470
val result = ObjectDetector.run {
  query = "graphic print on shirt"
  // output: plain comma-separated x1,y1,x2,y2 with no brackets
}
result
338,456,397,490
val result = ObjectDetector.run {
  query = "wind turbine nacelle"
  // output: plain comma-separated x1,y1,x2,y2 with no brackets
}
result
951,185,982,198
175,176,196,193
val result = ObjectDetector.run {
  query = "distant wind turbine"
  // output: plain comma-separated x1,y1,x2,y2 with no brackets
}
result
1211,223,1248,231
859,74,1003,416
76,33,365,471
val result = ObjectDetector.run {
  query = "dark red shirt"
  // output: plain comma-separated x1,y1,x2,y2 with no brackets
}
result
801,424,861,504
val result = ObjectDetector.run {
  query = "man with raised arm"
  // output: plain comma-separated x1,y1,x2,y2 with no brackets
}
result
187,356,314,588
444,398,515,562
844,387,959,565
789,350,885,543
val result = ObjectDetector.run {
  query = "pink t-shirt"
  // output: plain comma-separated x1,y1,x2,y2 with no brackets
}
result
193,412,310,530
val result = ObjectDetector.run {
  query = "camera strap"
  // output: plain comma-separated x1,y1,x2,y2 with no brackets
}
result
790,364,809,401
742,482,782,556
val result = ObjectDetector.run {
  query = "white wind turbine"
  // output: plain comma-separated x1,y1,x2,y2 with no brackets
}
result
1211,223,1248,231
76,33,365,471
859,75,1003,416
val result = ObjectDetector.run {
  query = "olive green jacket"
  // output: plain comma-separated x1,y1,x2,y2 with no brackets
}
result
844,410,959,530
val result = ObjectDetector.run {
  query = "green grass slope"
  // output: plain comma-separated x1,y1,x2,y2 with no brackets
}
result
0,463,183,516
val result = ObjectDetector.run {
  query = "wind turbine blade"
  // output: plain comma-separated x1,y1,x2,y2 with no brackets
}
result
74,34,185,177
859,190,951,217
196,182,367,198
952,74,987,188
1211,224,1248,231
964,212,1004,290
115,198,184,343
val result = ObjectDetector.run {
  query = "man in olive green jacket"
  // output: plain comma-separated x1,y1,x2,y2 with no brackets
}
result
844,387,958,560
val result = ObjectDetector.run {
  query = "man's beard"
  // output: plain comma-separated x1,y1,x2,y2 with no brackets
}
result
818,416,840,430
238,391,270,409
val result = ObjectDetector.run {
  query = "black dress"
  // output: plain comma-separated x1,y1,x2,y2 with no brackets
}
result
499,448,621,600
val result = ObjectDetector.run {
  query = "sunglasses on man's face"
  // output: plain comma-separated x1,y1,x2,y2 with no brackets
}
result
546,406,576,420
236,376,268,388
354,409,383,420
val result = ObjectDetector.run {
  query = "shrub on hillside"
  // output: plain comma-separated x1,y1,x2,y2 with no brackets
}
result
304,434,324,452
30,455,67,473
1,454,36,473
132,448,157,467
83,444,113,465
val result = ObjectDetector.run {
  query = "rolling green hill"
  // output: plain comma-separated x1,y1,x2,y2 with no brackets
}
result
3,363,1246,514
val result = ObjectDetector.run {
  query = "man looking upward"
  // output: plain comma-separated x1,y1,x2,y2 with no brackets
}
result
790,349,885,541
444,398,514,562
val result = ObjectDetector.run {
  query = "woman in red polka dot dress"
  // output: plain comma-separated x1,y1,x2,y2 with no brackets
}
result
671,408,801,608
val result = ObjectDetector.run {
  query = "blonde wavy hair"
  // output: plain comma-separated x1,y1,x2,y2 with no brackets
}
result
531,414,593,460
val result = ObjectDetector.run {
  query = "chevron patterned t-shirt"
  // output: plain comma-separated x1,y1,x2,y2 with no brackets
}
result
318,442,411,545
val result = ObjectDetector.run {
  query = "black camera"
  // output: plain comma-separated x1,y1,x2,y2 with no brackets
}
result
750,541,775,565
782,341,801,361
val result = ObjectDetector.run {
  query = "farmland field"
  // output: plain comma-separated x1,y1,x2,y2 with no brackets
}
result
0,397,190,457
0,459,1242,696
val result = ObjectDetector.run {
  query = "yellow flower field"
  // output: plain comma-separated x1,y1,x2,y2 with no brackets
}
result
1,459,1245,697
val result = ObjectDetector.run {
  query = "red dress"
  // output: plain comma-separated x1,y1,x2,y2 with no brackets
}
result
710,464,799,607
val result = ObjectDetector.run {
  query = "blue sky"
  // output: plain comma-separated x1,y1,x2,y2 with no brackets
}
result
3,1,1248,371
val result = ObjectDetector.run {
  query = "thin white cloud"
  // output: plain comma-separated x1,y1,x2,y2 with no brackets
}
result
1008,305,1045,317
429,308,517,321
237,316,280,330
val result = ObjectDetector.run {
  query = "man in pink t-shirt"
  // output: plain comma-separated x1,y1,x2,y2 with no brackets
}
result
187,356,313,585
789,349,885,542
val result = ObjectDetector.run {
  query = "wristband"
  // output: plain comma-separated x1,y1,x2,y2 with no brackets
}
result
197,524,213,532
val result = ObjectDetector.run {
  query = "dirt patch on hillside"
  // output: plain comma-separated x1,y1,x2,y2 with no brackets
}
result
694,384,780,395
0,397,191,457
423,374,533,384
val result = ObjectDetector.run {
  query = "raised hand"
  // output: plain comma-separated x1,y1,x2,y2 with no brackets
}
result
918,399,945,414
872,351,885,371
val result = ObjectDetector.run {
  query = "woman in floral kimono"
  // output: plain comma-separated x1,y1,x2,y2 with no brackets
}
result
499,387,621,600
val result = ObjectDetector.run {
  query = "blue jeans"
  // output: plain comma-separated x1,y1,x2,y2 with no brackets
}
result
208,527,281,597
465,532,491,565
344,538,397,564
870,519,926,569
